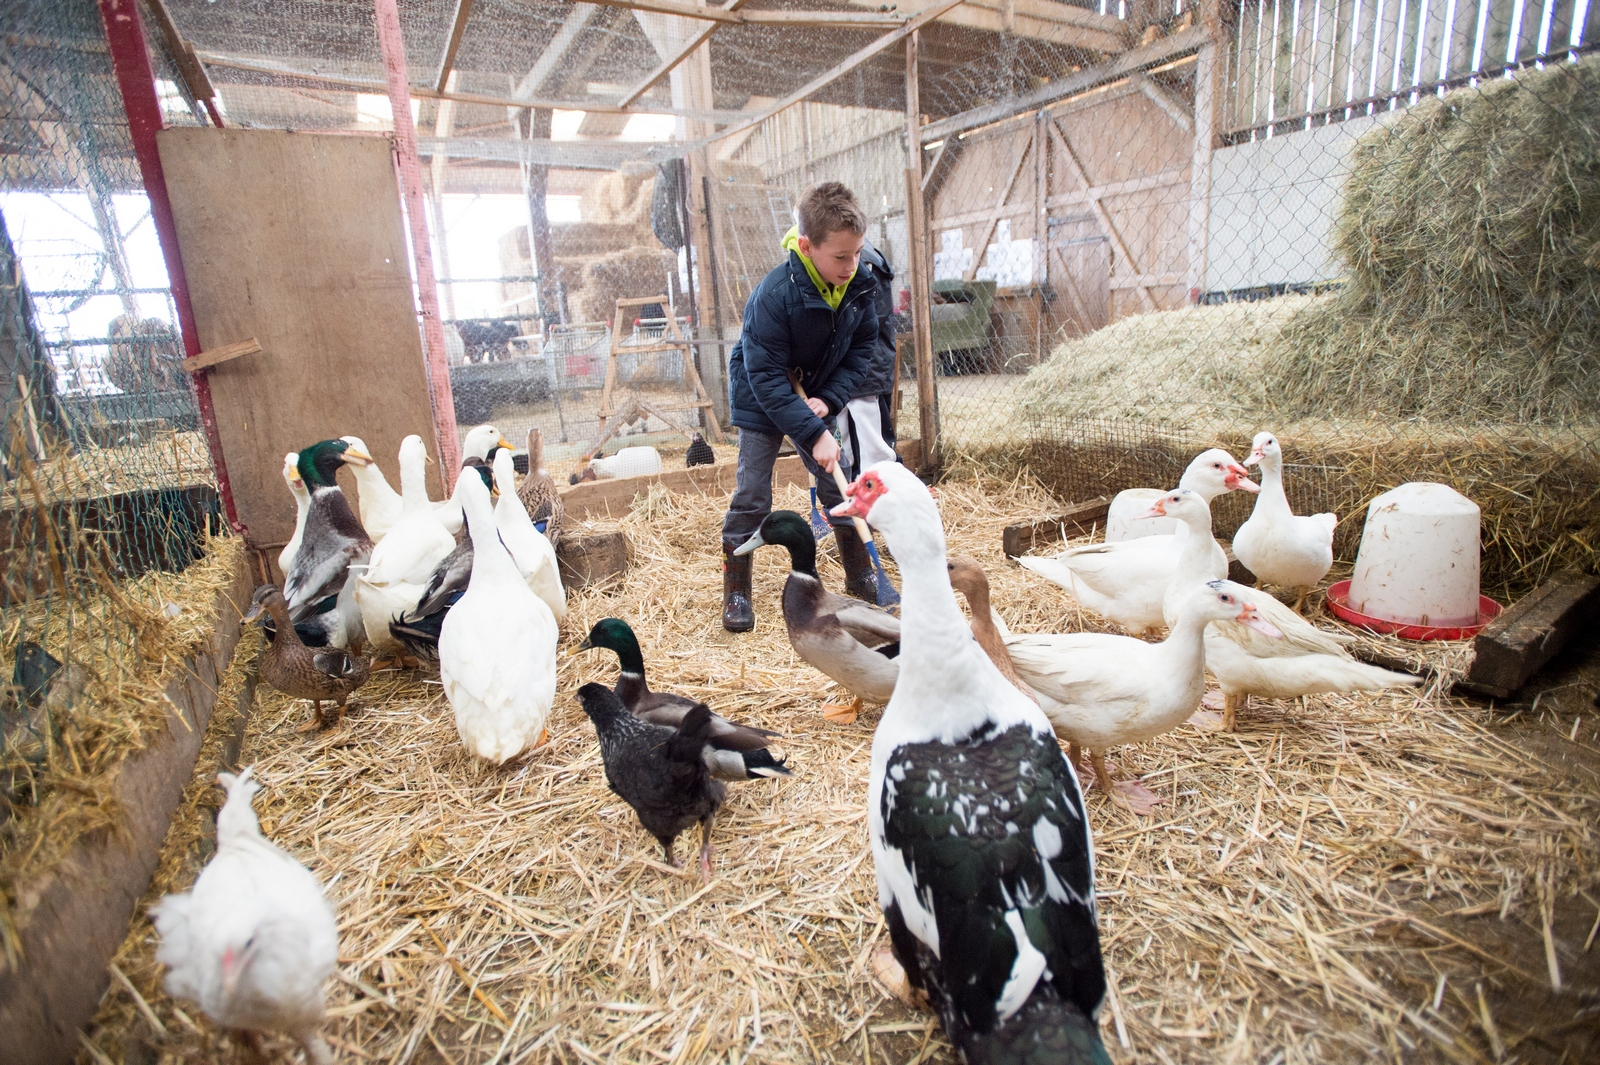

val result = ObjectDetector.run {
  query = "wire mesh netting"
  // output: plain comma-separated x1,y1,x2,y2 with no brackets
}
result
0,0,234,934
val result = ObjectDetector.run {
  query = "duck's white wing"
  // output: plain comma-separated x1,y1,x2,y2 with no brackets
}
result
1003,632,1155,705
1210,592,1353,659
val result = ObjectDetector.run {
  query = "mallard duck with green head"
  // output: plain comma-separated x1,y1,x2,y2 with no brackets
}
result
574,618,792,781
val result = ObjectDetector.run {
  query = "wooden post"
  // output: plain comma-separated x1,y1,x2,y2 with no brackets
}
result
517,107,555,327
97,0,240,531
905,31,939,474
680,33,729,427
373,0,461,479
1033,106,1047,358
1187,0,1225,303
430,75,458,320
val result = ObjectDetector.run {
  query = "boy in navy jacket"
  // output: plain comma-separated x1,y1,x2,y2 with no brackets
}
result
720,182,880,632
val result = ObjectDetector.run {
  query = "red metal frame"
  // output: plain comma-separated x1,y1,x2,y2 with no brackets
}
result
374,0,461,483
96,0,242,534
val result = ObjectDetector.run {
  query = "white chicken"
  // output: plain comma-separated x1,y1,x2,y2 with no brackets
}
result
152,769,337,1063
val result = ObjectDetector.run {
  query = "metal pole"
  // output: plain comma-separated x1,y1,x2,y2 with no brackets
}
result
374,0,461,481
97,0,241,532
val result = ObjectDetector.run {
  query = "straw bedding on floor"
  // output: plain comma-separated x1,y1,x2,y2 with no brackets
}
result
79,474,1597,1064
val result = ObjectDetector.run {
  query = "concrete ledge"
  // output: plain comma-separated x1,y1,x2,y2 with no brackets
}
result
0,556,252,1065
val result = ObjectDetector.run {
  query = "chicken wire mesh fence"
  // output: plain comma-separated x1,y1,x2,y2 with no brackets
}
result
0,0,225,850
79,0,1597,567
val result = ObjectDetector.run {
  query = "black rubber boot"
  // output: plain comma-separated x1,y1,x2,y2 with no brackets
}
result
721,542,755,632
834,527,880,603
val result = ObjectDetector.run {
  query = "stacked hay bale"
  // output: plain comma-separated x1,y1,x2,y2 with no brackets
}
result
1013,58,1600,598
1267,58,1600,423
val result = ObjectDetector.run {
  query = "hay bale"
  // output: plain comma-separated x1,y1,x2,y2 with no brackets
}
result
1014,298,1305,423
582,165,656,225
568,248,676,325
1268,58,1600,424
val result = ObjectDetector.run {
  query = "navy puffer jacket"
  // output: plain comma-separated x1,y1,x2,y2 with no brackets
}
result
854,240,897,399
727,250,879,448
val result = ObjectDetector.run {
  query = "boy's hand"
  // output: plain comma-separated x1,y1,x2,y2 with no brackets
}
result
805,397,828,418
811,431,840,473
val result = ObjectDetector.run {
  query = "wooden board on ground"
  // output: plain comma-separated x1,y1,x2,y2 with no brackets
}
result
560,454,810,521
1002,496,1111,557
157,128,444,551
1461,567,1600,699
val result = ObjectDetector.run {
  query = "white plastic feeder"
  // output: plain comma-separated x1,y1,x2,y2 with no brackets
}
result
1348,482,1481,627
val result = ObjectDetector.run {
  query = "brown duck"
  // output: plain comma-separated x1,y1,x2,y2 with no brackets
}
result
517,427,563,546
243,585,370,731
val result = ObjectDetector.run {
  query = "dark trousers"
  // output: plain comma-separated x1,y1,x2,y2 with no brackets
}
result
722,426,848,546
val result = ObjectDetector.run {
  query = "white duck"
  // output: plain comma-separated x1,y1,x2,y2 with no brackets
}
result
462,423,515,464
1232,431,1336,610
1155,486,1419,731
278,452,309,576
832,462,1108,1061
1003,579,1281,814
1017,452,1256,635
491,448,566,623
152,768,337,1064
339,435,403,543
440,471,558,763
355,435,456,651
1105,447,1258,541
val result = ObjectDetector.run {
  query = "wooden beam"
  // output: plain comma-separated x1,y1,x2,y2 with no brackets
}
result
1186,0,1224,300
1002,497,1112,557
142,0,217,107
962,128,1033,281
905,30,939,475
618,0,747,108
1048,118,1156,312
844,0,1125,51
584,0,905,25
919,24,1210,143
713,95,774,159
181,337,260,373
1460,568,1600,699
706,0,967,146
193,50,744,121
515,3,599,99
1131,71,1193,133
434,0,475,92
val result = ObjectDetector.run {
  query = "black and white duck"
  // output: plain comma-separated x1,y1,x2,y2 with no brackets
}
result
734,510,900,724
832,462,1109,1064
574,618,792,782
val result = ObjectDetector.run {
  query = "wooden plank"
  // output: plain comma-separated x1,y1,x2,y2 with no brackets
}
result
1460,568,1600,699
157,128,445,550
559,454,813,520
618,0,747,107
962,128,1034,281
705,0,967,146
181,336,260,373
920,25,1212,143
584,0,904,25
906,32,940,476
0,556,250,1065
434,0,476,92
1002,496,1112,557
557,530,631,590
1048,119,1156,313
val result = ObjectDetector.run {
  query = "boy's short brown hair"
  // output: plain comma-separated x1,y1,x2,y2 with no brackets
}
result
797,182,868,242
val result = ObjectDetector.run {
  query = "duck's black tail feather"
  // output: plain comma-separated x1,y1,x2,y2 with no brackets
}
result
957,997,1110,1065
740,747,793,779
